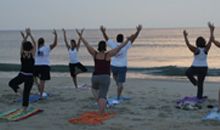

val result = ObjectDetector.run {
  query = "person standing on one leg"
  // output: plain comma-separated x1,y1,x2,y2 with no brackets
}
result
33,30,58,99
210,24,220,110
8,28,36,110
62,29,87,88
100,25,142,100
76,29,130,114
183,22,214,99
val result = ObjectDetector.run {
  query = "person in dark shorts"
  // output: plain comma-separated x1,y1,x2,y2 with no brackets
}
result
183,22,214,99
8,28,36,111
76,29,131,114
62,29,87,88
33,30,58,99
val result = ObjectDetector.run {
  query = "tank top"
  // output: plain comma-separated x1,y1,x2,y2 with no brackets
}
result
20,53,34,74
93,53,110,75
192,48,208,67
69,48,79,64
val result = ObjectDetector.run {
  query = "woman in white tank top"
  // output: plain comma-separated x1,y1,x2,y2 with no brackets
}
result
183,22,214,99
62,29,87,88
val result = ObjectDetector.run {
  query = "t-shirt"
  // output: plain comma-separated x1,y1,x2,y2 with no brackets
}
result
107,39,132,67
192,48,208,67
35,45,51,65
69,48,79,64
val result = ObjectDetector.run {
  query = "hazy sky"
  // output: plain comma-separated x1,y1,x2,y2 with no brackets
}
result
0,0,219,30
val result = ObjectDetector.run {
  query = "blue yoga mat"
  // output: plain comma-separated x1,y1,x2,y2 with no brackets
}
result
203,108,220,121
16,93,49,103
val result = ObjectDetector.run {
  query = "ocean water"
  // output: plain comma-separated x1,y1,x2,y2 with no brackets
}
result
1,28,220,78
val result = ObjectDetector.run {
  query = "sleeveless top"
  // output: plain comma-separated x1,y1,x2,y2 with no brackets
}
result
69,48,79,64
192,48,208,67
93,53,110,75
20,52,35,75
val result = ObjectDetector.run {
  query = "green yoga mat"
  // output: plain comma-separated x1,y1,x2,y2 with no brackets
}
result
0,107,43,121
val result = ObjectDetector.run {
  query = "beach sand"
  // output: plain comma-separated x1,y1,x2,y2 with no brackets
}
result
0,72,220,130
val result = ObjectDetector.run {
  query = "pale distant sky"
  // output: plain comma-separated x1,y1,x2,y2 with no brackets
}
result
0,0,219,30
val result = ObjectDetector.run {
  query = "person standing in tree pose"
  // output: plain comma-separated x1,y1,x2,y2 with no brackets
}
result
33,30,58,99
100,25,142,100
62,29,87,88
8,28,36,110
76,29,130,114
183,22,214,99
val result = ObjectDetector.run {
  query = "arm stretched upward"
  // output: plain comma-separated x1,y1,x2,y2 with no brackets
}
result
129,24,142,44
183,30,196,53
50,29,58,50
100,25,109,41
76,29,97,57
62,29,70,50
75,29,84,51
206,22,214,52
26,28,36,56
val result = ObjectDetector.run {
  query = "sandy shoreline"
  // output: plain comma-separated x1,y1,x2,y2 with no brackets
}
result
1,73,220,130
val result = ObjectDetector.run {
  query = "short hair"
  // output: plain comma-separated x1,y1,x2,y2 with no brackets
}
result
116,34,124,43
23,41,33,51
98,40,106,52
70,39,76,44
196,36,206,48
38,37,45,47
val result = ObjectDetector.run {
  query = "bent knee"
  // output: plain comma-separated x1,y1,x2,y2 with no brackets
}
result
8,80,13,87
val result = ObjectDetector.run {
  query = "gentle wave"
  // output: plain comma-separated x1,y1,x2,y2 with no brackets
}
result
1,63,220,76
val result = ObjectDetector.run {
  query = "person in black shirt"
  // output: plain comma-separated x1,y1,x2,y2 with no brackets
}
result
8,28,36,111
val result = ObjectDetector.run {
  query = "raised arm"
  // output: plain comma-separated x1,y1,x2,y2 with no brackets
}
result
20,31,26,41
108,38,130,57
183,30,196,53
20,30,28,43
76,29,96,56
129,24,142,44
50,29,58,50
100,25,109,41
20,30,28,55
211,23,220,48
206,22,214,52
26,28,36,56
62,29,70,50
76,29,84,51
213,39,220,48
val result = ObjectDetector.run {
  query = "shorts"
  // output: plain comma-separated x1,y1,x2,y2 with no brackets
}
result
91,75,110,99
111,66,127,83
33,65,51,80
69,62,87,77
